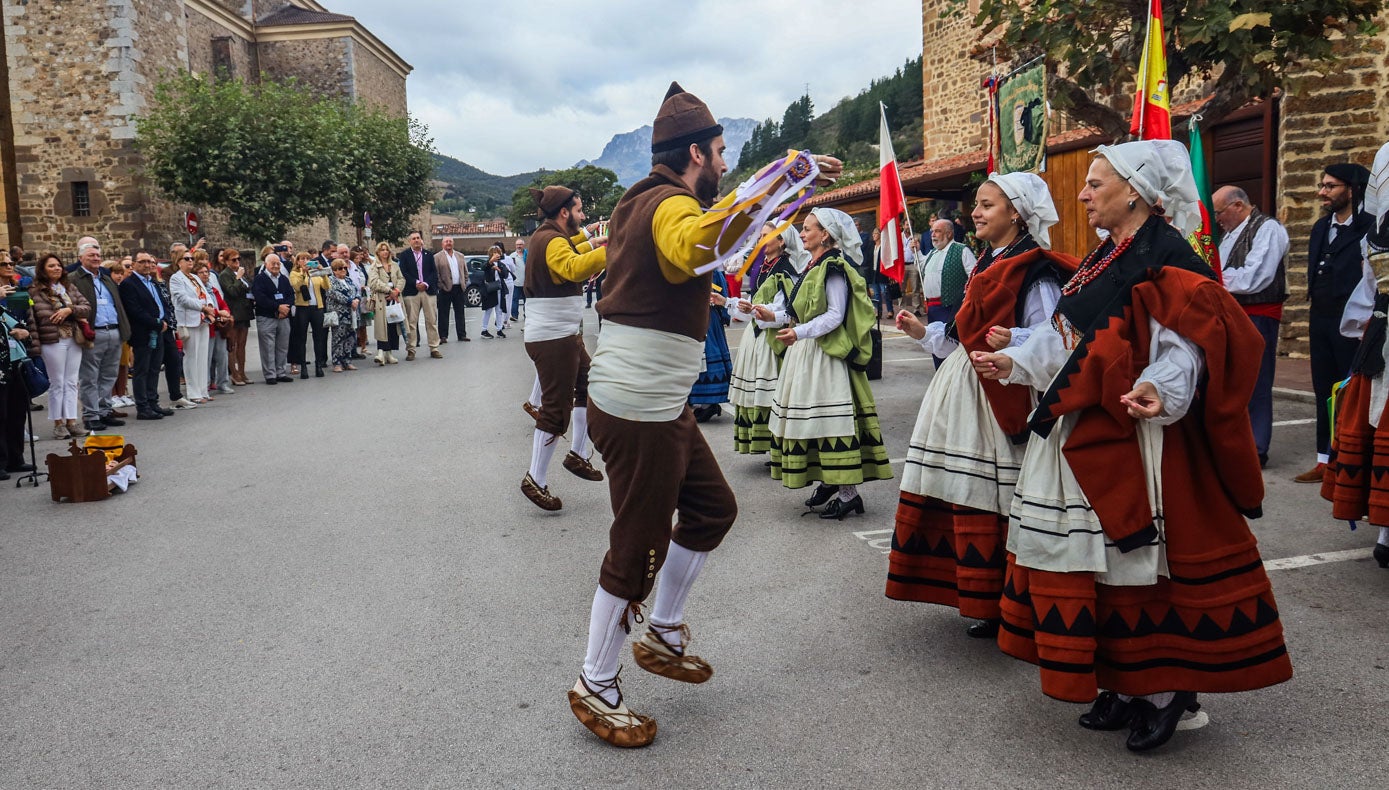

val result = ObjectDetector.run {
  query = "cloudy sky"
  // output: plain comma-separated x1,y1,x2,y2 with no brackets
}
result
326,0,923,175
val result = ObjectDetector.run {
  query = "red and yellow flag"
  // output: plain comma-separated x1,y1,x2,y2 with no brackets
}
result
1129,0,1170,140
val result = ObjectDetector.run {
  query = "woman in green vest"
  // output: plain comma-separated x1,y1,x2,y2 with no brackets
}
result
760,207,892,518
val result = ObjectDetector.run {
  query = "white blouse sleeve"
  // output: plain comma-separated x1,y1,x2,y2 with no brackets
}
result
999,319,1069,392
756,290,788,328
1009,279,1062,348
917,322,958,357
793,272,847,340
1135,316,1205,425
1341,256,1377,339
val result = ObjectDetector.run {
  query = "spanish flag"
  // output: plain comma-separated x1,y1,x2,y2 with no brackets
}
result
1129,0,1170,140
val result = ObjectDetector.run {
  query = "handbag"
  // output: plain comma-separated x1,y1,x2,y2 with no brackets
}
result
483,280,503,295
77,318,97,343
322,310,340,328
866,321,884,381
384,301,406,324
20,356,49,396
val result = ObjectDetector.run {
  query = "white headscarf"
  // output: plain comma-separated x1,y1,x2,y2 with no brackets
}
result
1093,140,1201,238
985,172,1059,250
808,207,863,266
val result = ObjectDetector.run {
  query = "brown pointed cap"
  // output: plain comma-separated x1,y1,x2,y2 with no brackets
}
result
651,81,723,153
530,185,577,216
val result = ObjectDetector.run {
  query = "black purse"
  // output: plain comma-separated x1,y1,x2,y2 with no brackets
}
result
21,356,50,396
866,320,883,381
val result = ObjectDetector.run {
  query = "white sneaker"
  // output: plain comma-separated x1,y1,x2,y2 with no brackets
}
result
171,398,198,409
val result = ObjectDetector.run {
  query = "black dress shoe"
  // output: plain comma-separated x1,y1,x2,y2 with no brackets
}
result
1126,692,1199,752
0,470,9,481
315,364,325,378
1374,543,1389,568
966,619,1000,639
1078,691,1137,731
819,495,864,520
156,406,175,416
100,416,126,427
804,484,839,508
136,411,163,420
276,376,294,383
265,378,278,385
84,421,108,432
299,366,309,379
7,463,36,473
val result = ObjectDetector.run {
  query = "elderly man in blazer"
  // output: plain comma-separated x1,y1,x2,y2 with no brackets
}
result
434,236,471,343
396,230,442,360
117,250,174,419
70,239,131,430
251,254,296,383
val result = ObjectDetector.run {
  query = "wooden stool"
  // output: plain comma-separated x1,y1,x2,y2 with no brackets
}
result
46,440,139,503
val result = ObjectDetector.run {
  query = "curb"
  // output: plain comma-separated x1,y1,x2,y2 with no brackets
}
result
1272,386,1316,405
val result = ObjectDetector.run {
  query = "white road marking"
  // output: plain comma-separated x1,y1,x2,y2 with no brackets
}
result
884,356,931,364
1271,418,1316,427
1262,547,1374,571
853,528,895,554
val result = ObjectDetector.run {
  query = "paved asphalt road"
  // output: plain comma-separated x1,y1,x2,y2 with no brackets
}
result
2,312,1385,789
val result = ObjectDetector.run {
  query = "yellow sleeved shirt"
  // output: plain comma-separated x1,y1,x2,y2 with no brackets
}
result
650,191,753,284
545,233,606,284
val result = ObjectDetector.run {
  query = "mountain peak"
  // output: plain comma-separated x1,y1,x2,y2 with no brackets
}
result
575,117,757,186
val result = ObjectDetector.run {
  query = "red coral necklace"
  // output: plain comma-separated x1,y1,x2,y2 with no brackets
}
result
1060,233,1135,296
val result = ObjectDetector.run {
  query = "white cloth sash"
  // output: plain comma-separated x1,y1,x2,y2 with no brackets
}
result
588,322,704,422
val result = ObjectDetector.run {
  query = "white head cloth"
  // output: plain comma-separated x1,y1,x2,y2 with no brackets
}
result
985,172,1059,250
1093,140,1201,238
808,207,863,266
775,223,813,273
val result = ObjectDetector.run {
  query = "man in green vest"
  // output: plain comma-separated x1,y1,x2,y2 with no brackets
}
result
915,218,977,367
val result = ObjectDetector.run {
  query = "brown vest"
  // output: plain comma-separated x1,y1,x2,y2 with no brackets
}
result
1223,210,1288,306
525,220,583,299
597,165,712,341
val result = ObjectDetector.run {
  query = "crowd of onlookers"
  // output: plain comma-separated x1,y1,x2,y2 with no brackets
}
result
0,234,533,483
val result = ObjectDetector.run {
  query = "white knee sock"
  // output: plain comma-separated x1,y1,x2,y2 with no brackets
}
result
1117,691,1176,708
837,484,859,502
582,587,631,705
571,406,591,459
530,429,557,487
528,376,542,408
650,541,709,629
1378,526,1389,546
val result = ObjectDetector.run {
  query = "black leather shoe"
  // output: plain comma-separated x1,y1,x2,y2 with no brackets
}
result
1126,692,1199,752
315,364,325,378
1078,691,1137,731
0,470,9,481
136,411,163,420
84,421,108,432
966,619,1000,639
265,379,278,385
276,376,294,383
804,484,839,508
1374,543,1389,568
819,495,865,520
100,416,126,427
7,463,36,473
299,366,309,379
156,406,175,416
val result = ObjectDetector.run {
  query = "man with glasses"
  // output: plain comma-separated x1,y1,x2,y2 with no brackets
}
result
70,239,131,431
1300,163,1375,483
117,250,177,420
1213,186,1290,469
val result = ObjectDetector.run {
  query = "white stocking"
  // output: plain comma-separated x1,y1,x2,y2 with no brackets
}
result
530,429,557,487
1378,526,1389,547
571,406,591,460
1117,691,1176,708
582,587,630,705
650,541,709,629
528,375,542,408
837,484,859,502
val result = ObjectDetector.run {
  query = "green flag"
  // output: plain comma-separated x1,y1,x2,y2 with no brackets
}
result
1187,116,1221,276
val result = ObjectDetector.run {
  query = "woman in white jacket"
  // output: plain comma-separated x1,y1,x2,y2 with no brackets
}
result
168,250,216,402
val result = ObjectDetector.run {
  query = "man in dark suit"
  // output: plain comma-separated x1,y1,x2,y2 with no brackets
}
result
117,250,175,419
313,240,334,271
1298,163,1375,483
251,254,296,383
71,240,132,430
396,230,441,360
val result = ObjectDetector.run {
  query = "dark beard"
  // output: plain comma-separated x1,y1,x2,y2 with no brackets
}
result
561,214,580,236
694,161,720,206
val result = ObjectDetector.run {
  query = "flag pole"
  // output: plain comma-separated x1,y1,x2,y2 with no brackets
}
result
1136,1,1152,140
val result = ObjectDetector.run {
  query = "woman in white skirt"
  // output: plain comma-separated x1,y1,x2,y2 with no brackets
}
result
884,172,1072,639
729,222,810,455
761,207,892,519
168,250,216,402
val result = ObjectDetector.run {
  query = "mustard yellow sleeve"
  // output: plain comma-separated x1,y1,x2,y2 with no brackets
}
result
546,237,607,284
569,232,595,253
651,192,753,283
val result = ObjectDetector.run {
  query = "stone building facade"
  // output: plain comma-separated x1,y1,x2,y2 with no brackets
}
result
813,1,1389,357
0,0,413,258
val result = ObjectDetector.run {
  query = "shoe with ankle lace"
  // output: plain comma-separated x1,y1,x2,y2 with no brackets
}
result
632,623,714,684
567,669,657,748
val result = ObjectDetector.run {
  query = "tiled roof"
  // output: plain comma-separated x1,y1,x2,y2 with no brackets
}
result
434,220,510,236
258,7,356,26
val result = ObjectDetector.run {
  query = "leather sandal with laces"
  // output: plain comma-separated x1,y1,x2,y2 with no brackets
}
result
632,623,714,684
522,401,541,422
521,473,562,511
567,670,657,748
562,451,604,481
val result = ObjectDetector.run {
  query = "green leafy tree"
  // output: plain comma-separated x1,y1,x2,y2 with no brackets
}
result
337,109,437,244
506,166,625,234
956,1,1384,137
136,73,342,241
780,94,814,148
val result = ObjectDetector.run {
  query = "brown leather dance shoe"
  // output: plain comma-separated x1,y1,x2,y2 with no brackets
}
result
632,624,713,684
522,401,541,422
562,451,603,481
568,672,656,748
521,473,562,511
1292,463,1326,484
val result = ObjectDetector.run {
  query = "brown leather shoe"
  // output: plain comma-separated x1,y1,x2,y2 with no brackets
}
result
521,473,562,511
406,349,416,361
568,672,656,748
632,624,713,684
563,451,603,481
1293,463,1326,484
430,349,443,359
522,401,541,422
107,409,129,418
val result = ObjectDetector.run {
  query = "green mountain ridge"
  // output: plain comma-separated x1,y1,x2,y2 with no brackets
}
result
431,153,543,216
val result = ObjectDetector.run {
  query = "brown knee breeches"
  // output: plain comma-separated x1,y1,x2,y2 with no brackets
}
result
588,403,737,601
525,334,589,436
